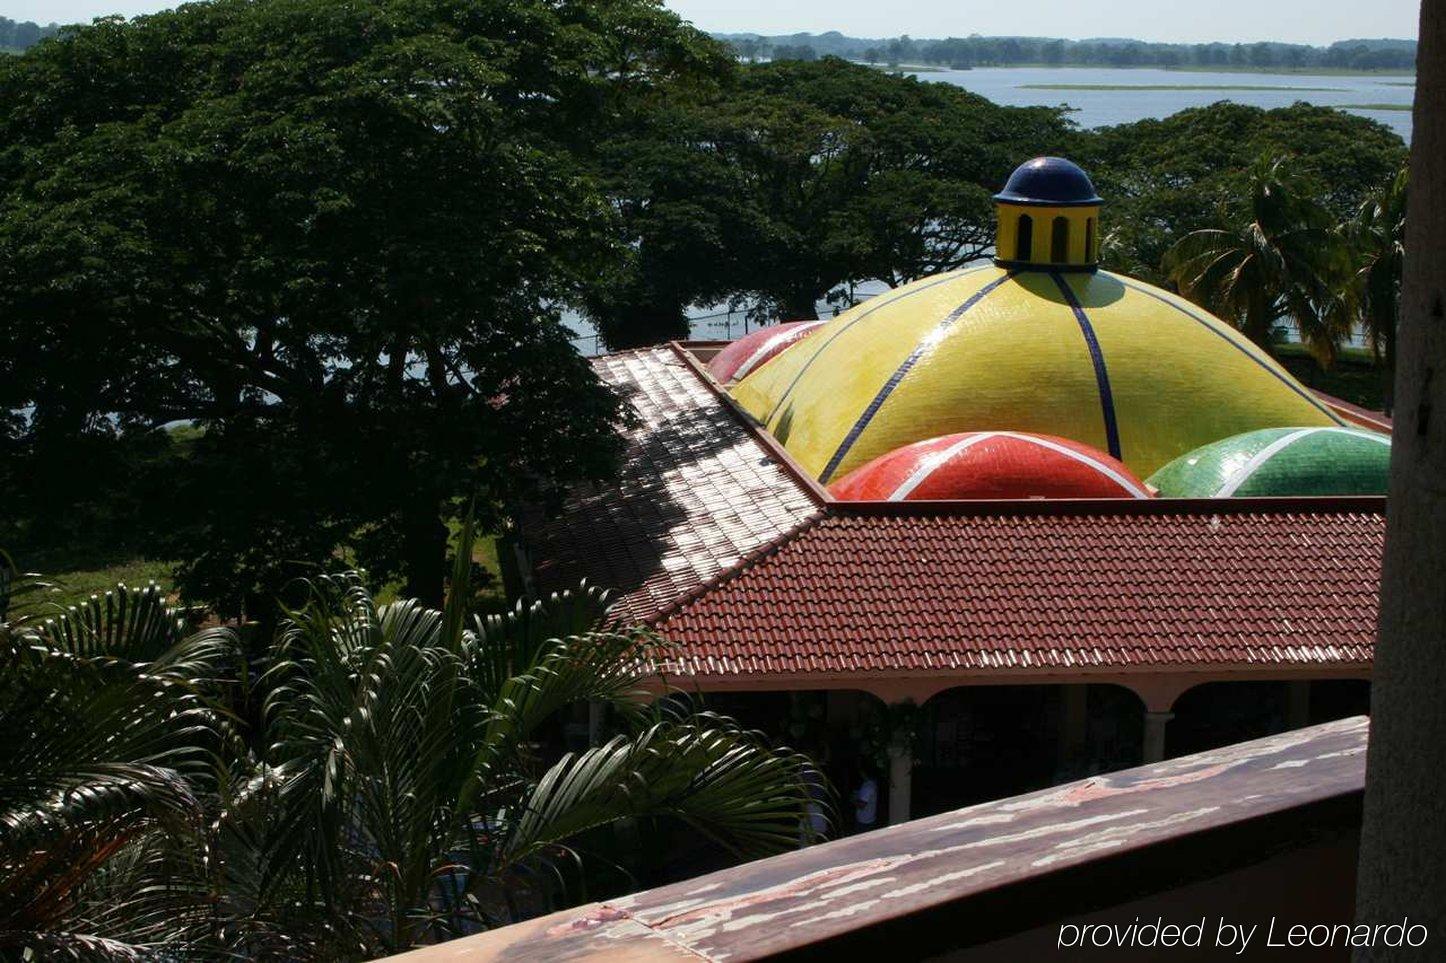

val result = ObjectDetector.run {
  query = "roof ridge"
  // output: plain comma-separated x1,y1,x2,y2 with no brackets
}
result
643,508,832,627
827,494,1388,519
667,341,833,507
593,344,676,363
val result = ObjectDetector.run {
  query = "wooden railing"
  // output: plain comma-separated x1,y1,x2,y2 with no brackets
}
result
382,717,1368,961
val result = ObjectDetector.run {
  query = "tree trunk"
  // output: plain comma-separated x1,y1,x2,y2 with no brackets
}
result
402,508,449,609
1353,0,1446,955
596,300,689,351
781,289,821,321
1383,308,1398,416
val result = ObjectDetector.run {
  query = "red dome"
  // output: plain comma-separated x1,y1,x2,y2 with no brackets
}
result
706,320,825,384
828,431,1152,501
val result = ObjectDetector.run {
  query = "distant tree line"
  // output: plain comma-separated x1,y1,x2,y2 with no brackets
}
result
722,32,1417,71
0,15,59,51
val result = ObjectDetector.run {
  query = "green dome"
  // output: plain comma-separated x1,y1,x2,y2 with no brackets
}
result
1147,426,1391,498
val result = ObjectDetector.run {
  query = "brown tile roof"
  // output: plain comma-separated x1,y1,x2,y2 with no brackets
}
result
519,347,822,624
520,346,1384,678
653,502,1384,677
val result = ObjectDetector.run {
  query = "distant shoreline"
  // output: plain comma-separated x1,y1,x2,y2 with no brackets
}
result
1020,83,1349,91
866,62,1414,79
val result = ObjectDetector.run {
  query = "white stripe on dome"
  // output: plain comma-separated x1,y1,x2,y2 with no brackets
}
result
888,432,996,500
1004,432,1151,498
731,321,825,382
1340,428,1392,446
1214,426,1391,497
1214,427,1320,497
887,431,1148,501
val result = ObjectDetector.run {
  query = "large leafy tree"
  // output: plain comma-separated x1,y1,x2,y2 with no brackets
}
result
589,57,1072,344
713,59,1071,320
0,0,722,611
1165,157,1350,360
584,98,757,348
1082,102,1408,283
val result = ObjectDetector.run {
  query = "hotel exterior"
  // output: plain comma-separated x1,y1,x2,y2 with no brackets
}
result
511,158,1389,824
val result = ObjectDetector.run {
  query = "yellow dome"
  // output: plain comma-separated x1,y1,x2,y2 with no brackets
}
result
730,264,1345,483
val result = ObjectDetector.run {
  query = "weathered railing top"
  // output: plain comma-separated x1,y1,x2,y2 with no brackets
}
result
386,716,1368,962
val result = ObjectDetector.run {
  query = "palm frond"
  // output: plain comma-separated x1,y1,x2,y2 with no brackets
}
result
501,719,818,871
0,574,238,952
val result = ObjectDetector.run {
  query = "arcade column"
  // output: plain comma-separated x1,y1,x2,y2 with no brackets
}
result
1143,710,1174,764
887,741,913,825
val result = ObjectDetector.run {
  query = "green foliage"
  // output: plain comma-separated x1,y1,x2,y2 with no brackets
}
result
0,0,728,613
0,534,819,959
234,536,816,952
1157,150,1406,400
1274,344,1387,411
715,58,1071,319
1341,167,1408,410
1165,156,1350,360
0,560,240,958
590,57,1073,345
1081,102,1407,283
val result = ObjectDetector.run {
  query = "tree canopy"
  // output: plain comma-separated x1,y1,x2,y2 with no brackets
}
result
0,0,722,610
1079,101,1408,282
589,57,1073,346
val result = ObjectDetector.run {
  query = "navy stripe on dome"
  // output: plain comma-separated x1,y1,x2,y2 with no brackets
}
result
764,265,992,426
817,271,1017,484
1050,272,1122,460
1112,275,1348,427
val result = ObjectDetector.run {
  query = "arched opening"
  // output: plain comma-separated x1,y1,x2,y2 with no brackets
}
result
1084,217,1096,262
914,685,1063,816
1015,214,1033,261
1167,682,1293,758
1051,216,1069,263
1310,679,1371,722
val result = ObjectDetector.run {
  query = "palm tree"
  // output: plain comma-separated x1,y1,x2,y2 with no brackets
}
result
1165,156,1350,362
3,527,821,960
1342,167,1408,413
220,519,821,957
0,554,240,960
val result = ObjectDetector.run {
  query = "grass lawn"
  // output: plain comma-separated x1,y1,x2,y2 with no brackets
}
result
1344,103,1412,111
1273,343,1388,412
19,554,179,611
16,532,508,615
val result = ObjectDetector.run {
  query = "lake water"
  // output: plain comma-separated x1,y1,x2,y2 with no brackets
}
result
569,66,1412,353
911,66,1413,141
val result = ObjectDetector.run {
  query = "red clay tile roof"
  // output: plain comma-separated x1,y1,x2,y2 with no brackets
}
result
520,345,1384,678
519,347,822,624
652,503,1383,677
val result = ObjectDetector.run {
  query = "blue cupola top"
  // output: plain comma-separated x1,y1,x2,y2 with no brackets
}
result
994,156,1103,207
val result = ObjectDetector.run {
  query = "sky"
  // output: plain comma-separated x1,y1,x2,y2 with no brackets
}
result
3,0,1421,46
